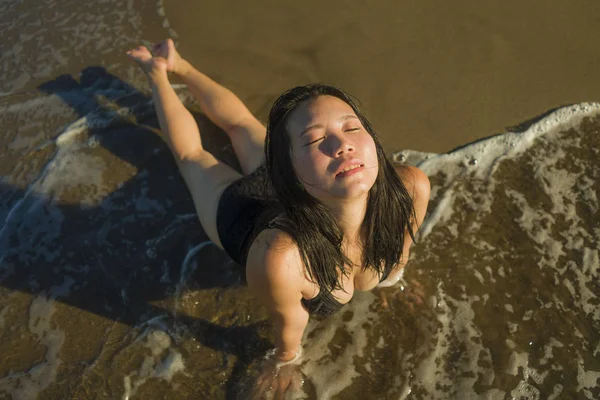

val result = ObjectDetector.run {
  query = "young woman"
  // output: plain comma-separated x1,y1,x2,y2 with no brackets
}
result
127,39,430,397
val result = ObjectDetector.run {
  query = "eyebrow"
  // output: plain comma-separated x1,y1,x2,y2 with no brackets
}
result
299,114,359,137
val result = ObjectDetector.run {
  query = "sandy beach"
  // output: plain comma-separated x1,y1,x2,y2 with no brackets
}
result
1,0,599,398
2,0,600,152
164,0,600,153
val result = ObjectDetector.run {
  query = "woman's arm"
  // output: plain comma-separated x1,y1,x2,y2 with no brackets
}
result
246,230,309,362
378,165,430,287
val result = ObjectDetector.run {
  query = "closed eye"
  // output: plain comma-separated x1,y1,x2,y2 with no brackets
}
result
304,127,360,146
305,137,325,146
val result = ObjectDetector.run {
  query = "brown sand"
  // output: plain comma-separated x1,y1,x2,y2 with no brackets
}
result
165,0,600,154
1,1,600,397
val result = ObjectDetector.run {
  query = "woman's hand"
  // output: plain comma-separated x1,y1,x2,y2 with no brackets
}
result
376,279,425,312
151,39,185,75
249,359,304,400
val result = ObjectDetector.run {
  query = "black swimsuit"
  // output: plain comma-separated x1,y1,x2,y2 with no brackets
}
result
216,164,390,317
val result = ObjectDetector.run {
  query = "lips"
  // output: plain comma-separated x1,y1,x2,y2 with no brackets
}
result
335,160,365,178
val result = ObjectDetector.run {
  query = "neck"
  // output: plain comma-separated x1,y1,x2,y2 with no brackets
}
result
321,194,369,245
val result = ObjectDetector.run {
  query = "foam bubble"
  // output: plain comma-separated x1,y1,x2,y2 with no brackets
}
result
300,292,375,399
122,329,187,400
400,103,600,241
301,103,600,398
0,294,66,399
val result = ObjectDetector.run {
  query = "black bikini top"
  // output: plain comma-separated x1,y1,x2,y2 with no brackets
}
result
301,290,345,317
301,268,392,317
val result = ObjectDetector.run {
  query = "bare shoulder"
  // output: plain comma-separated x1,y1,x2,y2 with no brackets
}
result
246,228,306,296
394,164,431,203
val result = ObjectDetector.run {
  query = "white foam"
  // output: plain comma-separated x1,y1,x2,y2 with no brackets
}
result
510,379,540,399
410,284,497,399
0,294,65,399
122,329,187,400
398,103,600,241
156,0,179,39
303,103,600,398
300,292,375,399
547,384,565,400
0,0,164,94
577,361,600,399
0,305,7,330
3,70,599,400
172,240,215,313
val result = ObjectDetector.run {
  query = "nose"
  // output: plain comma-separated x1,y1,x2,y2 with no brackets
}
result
325,131,355,157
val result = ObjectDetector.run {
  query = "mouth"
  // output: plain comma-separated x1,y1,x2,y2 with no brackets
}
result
335,163,365,178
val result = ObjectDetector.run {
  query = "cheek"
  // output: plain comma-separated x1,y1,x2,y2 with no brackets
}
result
363,138,380,182
291,150,318,182
362,136,378,162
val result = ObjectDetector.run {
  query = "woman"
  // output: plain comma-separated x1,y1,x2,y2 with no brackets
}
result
127,39,430,397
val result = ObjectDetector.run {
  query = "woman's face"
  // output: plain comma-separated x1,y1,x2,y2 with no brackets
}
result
286,95,379,201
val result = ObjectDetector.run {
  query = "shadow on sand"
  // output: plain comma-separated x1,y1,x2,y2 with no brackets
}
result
0,67,269,398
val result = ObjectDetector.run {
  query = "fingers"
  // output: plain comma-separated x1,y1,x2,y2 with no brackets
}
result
378,289,390,309
290,370,304,392
373,279,427,313
409,279,425,297
256,369,273,390
274,376,293,400
255,366,302,400
393,282,424,313
405,292,423,305
274,382,289,400
252,378,271,400
405,280,425,305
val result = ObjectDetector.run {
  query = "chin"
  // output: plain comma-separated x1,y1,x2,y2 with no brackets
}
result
305,185,365,202
305,173,376,201
331,180,374,199
341,186,372,199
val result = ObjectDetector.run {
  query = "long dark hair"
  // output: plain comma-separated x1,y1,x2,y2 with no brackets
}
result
263,84,416,293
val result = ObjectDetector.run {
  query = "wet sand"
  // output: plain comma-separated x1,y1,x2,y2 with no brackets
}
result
3,0,600,153
165,0,600,153
1,0,600,398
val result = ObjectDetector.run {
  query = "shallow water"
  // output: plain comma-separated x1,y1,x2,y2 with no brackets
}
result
1,77,599,398
1,0,600,399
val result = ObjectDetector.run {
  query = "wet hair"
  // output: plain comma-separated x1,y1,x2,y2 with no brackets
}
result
263,84,416,293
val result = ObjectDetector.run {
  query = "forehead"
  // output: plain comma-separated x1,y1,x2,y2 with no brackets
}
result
286,95,357,137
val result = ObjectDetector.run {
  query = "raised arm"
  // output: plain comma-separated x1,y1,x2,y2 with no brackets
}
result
378,165,430,287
